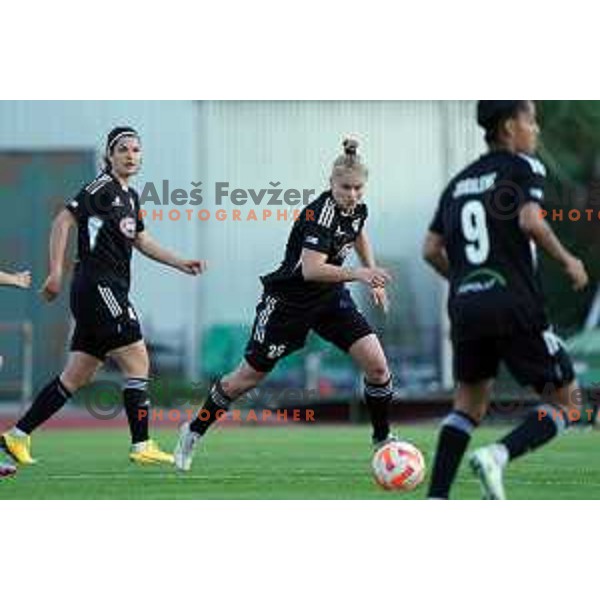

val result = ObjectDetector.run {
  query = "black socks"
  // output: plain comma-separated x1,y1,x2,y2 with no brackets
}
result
500,403,567,461
365,378,392,443
189,379,233,436
428,411,478,499
16,377,72,434
123,378,150,444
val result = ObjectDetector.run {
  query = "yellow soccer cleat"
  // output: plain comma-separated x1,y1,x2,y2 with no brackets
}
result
129,439,174,466
0,431,37,466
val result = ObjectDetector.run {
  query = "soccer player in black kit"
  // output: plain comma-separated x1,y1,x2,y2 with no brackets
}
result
423,101,589,499
174,139,396,471
1,127,206,466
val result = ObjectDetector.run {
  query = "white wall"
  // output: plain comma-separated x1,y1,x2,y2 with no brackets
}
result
0,100,485,378
196,101,485,337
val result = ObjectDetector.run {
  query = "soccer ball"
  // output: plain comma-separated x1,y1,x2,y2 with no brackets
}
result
372,440,425,491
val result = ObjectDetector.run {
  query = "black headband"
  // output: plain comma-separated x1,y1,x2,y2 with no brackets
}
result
106,127,139,153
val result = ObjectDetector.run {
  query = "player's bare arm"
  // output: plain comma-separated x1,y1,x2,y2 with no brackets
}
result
40,208,76,302
133,230,207,276
0,269,32,289
301,246,390,287
519,202,588,290
422,231,450,279
354,228,377,268
354,228,390,312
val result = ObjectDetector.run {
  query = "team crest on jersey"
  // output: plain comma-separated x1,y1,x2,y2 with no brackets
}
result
119,217,137,239
112,196,123,207
352,218,362,232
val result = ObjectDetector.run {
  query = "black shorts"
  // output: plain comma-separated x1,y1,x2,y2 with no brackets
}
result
244,288,373,372
453,329,575,393
70,276,143,361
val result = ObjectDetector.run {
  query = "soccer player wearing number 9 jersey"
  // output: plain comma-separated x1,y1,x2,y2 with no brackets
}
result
423,101,590,499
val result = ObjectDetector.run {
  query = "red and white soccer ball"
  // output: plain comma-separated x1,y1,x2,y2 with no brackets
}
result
372,440,426,491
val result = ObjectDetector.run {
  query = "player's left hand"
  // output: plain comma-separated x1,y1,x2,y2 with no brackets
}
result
179,259,208,276
40,273,62,302
371,285,389,314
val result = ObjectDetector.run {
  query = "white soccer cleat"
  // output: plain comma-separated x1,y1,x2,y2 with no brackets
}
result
174,422,201,472
469,445,507,500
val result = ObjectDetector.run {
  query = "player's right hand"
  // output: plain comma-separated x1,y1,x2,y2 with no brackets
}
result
179,259,208,276
13,270,32,289
40,273,62,302
355,267,391,288
565,256,589,291
371,286,390,314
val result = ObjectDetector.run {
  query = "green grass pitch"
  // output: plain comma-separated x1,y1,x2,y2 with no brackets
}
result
1,424,599,499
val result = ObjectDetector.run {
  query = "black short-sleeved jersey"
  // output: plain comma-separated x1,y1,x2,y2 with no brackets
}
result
261,190,368,306
429,150,548,340
66,172,144,290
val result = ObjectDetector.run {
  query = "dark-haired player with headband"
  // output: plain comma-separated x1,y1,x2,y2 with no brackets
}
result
1,127,206,467
174,138,396,471
423,101,589,499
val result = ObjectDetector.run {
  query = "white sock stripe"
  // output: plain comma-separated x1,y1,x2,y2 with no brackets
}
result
364,380,393,397
442,411,476,435
210,384,231,408
56,379,71,399
124,378,149,391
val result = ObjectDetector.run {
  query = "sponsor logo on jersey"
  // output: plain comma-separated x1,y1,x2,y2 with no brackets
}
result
112,196,123,207
457,268,507,295
305,235,319,246
119,217,137,239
